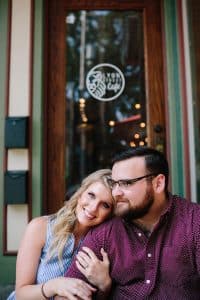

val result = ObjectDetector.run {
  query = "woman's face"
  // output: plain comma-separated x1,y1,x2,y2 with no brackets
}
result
76,181,113,229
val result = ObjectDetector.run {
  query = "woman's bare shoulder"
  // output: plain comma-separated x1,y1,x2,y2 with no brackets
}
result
20,216,48,247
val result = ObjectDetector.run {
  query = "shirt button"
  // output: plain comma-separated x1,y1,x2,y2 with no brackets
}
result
147,253,152,257
138,232,142,237
146,279,151,284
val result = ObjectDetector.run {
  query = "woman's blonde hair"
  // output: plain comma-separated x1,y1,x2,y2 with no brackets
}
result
48,169,113,261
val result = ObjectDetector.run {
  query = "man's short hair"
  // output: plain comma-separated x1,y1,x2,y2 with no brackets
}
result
112,147,169,192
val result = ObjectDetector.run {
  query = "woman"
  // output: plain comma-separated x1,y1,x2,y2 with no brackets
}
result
8,169,114,300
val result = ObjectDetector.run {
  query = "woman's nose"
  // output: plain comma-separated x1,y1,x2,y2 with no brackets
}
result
88,200,98,212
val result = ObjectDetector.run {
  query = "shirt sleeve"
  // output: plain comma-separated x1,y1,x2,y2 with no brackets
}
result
65,226,105,280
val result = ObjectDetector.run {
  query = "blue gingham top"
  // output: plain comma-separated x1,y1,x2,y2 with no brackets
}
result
7,216,81,300
36,216,78,283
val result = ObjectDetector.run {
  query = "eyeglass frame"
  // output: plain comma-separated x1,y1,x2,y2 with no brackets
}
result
106,173,158,189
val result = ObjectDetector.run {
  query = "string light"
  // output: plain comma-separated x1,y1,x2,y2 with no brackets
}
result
109,120,115,126
82,117,88,122
79,98,88,123
140,122,146,128
79,98,85,104
130,141,136,147
134,133,140,139
135,103,141,109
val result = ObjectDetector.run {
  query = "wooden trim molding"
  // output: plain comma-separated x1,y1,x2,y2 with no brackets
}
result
176,0,191,200
3,0,12,255
3,0,34,255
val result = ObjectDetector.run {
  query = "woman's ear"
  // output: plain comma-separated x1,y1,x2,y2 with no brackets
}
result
153,174,165,193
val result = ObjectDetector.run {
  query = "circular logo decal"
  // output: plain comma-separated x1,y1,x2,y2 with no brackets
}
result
86,63,125,101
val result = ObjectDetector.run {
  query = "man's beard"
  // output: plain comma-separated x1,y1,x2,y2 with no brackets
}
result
122,187,154,222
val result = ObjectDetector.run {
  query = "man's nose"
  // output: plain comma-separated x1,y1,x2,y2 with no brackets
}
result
112,184,124,197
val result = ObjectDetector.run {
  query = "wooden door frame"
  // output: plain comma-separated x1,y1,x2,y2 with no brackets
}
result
44,1,66,214
44,0,165,214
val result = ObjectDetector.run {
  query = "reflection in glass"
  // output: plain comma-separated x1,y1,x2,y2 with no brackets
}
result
66,10,146,195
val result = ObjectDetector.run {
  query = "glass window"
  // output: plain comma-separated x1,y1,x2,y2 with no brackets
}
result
65,10,146,195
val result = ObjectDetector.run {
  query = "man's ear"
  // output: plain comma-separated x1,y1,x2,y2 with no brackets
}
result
153,174,165,193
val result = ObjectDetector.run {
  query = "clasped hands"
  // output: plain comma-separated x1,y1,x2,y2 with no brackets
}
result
54,247,111,300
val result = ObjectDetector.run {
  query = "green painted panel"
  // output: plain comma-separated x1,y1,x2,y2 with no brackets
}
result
0,257,16,285
164,0,185,196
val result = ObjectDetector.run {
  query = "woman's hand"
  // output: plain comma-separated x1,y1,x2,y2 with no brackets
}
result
76,247,112,292
47,277,95,300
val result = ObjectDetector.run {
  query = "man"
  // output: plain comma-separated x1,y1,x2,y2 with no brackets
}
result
65,147,200,299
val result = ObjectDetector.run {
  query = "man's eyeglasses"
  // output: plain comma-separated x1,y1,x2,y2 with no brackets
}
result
107,173,158,189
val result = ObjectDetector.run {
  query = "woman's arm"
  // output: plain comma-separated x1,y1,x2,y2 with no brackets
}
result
15,216,48,299
15,217,95,300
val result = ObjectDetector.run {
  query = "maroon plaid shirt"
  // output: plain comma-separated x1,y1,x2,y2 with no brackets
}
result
66,195,200,299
